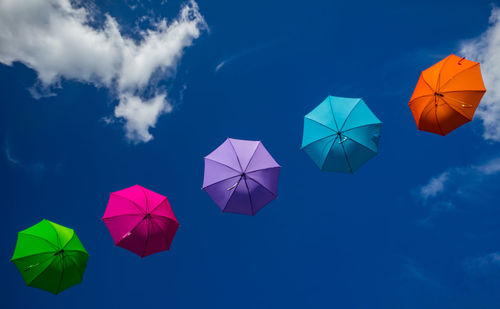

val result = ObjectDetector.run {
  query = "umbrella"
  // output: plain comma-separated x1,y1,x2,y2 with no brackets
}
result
203,138,280,215
102,185,179,257
11,219,89,295
301,96,382,173
409,54,486,135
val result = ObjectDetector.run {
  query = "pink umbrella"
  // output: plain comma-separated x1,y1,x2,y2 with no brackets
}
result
102,185,179,257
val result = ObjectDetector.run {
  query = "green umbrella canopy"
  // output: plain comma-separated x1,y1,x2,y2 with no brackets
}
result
11,219,89,295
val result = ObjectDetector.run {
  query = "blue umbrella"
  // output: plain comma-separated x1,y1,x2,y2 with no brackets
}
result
301,96,382,173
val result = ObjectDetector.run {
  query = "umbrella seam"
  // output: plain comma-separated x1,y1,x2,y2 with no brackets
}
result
342,132,379,154
204,157,242,174
221,178,241,212
138,186,150,213
440,97,474,121
304,116,337,133
339,99,363,131
149,197,169,214
328,96,341,132
417,98,435,130
66,255,84,283
243,142,262,173
245,176,277,197
19,232,59,250
320,136,339,170
242,177,255,215
150,218,173,250
141,219,151,257
301,132,336,149
339,139,354,173
434,97,445,135
110,193,147,215
56,255,65,294
246,166,281,176
11,251,55,262
102,213,143,221
440,63,480,91
342,123,381,133
436,55,453,90
25,255,57,286
227,139,244,172
47,221,63,249
202,175,241,190
115,219,146,247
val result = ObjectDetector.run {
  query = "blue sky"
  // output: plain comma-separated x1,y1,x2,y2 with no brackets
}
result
2,0,500,308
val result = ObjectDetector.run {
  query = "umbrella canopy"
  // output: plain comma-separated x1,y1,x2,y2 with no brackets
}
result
102,185,179,257
203,138,280,216
301,96,382,173
11,219,89,295
409,54,486,135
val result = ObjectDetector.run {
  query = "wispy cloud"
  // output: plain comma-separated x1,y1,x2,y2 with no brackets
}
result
416,156,500,224
402,259,446,291
0,0,206,143
460,7,500,142
4,139,47,176
464,252,500,277
215,40,282,73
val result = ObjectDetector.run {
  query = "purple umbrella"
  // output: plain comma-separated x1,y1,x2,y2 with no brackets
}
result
202,138,281,215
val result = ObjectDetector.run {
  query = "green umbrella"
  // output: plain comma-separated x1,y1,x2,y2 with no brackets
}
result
11,219,89,294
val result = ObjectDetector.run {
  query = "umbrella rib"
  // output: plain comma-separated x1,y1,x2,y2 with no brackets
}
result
436,55,452,90
11,251,55,263
139,186,150,213
301,133,336,149
243,143,262,173
221,180,240,212
320,136,339,170
440,98,473,121
420,75,436,95
26,256,57,285
440,63,480,91
102,213,143,221
245,176,277,197
56,256,65,294
141,219,151,257
328,97,341,131
246,166,280,176
342,123,381,134
48,221,63,249
67,255,84,283
442,89,486,94
110,193,146,215
342,134,378,154
339,139,353,173
242,177,255,216
434,98,444,135
150,218,172,249
416,99,435,130
339,99,363,131
20,232,58,250
228,139,244,171
204,158,241,174
115,220,145,247
304,117,337,133
149,197,169,214
202,175,241,190
410,93,435,104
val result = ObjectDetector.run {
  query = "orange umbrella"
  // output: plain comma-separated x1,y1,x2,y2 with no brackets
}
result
409,54,486,136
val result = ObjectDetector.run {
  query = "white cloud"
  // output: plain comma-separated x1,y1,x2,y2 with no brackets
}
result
114,93,172,143
0,0,206,143
460,8,500,142
419,172,450,201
